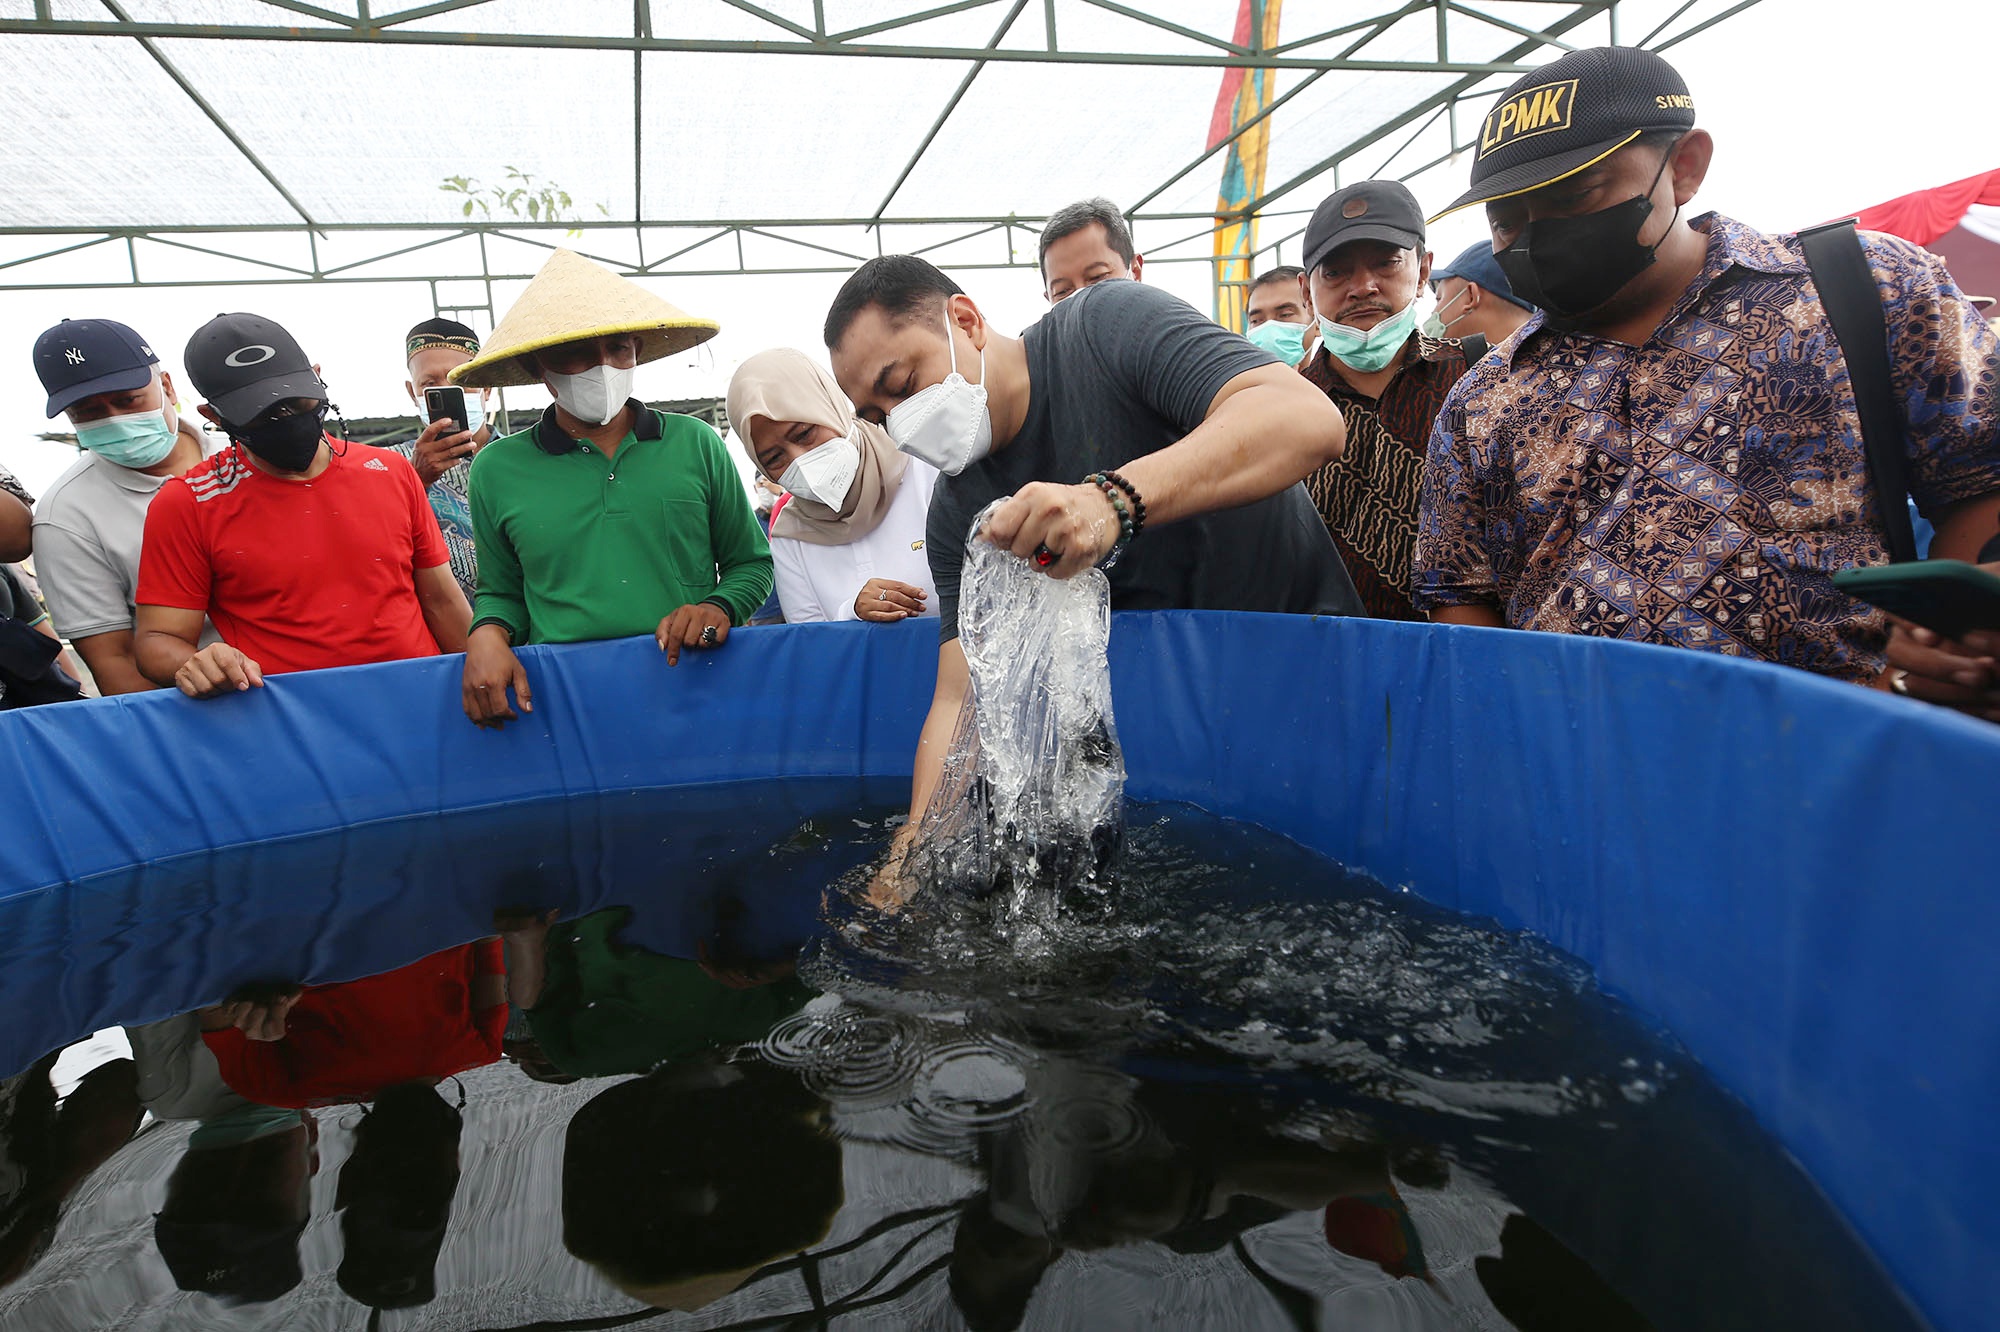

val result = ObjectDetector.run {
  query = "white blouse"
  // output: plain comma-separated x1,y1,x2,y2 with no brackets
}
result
770,461,940,623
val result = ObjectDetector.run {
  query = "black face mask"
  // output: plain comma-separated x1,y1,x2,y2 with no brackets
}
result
233,406,326,473
1494,148,1681,320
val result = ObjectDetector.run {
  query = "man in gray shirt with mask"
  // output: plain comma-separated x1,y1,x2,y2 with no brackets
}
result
825,255,1361,894
31,318,218,696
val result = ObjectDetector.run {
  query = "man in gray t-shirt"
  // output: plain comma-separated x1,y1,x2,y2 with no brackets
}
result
921,278,1361,643
31,318,219,696
825,258,1357,896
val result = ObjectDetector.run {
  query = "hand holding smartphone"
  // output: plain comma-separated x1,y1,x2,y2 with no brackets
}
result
423,385,470,437
1835,561,2000,641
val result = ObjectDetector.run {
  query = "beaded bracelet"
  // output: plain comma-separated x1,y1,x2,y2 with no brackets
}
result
1099,469,1148,538
1084,472,1136,568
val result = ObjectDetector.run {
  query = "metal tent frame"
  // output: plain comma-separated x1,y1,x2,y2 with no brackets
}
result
0,0,1762,318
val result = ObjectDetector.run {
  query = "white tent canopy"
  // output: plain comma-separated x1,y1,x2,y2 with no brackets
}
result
0,0,1761,305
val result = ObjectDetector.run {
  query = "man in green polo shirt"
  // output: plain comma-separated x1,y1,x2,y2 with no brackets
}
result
451,250,773,727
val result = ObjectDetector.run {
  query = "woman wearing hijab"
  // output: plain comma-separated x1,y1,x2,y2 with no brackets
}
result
726,349,939,624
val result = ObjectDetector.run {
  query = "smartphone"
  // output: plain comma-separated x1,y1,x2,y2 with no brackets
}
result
1834,561,2000,640
423,385,469,436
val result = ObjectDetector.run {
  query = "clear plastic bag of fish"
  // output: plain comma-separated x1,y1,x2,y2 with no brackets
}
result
910,500,1126,908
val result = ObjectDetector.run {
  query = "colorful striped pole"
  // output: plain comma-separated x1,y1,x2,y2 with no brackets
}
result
1209,0,1282,331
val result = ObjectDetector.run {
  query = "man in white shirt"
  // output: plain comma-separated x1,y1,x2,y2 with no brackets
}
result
31,319,217,696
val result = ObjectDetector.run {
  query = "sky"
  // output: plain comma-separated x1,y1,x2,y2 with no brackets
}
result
3,0,1994,502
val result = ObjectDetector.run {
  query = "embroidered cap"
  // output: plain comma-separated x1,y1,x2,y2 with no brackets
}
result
33,318,160,418
1303,180,1426,275
1433,45,1696,222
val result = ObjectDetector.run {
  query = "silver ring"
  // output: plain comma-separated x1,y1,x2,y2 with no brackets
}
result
1889,669,1911,696
878,589,888,601
699,625,718,646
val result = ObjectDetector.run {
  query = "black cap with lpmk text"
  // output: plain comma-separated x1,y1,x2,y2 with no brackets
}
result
1432,45,1696,222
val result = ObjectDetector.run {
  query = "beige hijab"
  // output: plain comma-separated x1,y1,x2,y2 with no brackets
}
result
726,348,908,547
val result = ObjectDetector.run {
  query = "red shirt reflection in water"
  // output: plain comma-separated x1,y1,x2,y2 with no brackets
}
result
202,941,507,1109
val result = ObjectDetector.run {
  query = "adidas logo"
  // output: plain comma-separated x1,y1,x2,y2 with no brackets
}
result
364,457,388,471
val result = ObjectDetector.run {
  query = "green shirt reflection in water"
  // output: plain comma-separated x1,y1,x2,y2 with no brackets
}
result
525,907,814,1078
468,405,775,645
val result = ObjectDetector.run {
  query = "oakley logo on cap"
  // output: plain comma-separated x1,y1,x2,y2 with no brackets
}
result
224,344,277,367
1478,77,1578,157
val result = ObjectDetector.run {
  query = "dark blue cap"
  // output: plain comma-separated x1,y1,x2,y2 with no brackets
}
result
1433,241,1534,311
33,318,160,419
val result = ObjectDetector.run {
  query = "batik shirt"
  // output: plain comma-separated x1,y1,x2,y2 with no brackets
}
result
1300,331,1479,620
388,444,478,603
1412,213,2000,681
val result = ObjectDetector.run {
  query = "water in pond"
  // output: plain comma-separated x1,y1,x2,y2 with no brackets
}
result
0,781,1925,1331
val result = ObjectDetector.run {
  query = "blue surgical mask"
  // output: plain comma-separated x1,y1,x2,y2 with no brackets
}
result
1246,319,1309,367
75,407,177,469
1317,298,1420,374
464,393,485,435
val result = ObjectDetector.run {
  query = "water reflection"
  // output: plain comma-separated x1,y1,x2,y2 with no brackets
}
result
0,791,1932,1330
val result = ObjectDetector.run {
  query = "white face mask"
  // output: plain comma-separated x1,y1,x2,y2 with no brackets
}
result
546,363,633,427
884,308,993,475
777,431,861,510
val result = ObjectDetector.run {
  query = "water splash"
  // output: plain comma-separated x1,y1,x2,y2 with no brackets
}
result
909,501,1126,921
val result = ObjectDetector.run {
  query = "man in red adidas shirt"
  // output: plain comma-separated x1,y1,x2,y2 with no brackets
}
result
136,313,470,698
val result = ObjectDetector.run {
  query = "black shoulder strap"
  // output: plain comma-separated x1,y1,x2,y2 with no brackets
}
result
1798,218,1918,564
1460,333,1490,364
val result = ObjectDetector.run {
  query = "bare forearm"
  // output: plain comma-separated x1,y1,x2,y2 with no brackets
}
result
135,629,200,686
0,494,30,563
1117,379,1344,527
907,693,961,830
421,578,472,653
1929,491,2000,563
75,634,157,696
499,933,547,1009
907,641,970,827
1430,604,1506,628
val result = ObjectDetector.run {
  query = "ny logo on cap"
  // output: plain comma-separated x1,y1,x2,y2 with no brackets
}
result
64,348,84,365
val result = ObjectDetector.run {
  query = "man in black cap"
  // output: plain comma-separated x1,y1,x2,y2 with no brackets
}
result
1295,179,1488,621
1427,241,1534,348
1412,46,2000,708
135,313,470,699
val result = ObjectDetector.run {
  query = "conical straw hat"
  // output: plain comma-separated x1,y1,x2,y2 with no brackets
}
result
450,249,719,389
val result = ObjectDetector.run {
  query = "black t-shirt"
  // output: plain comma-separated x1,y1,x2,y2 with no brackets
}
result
927,279,1363,641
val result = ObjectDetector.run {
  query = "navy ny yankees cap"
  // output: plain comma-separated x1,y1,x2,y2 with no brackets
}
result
33,318,160,418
